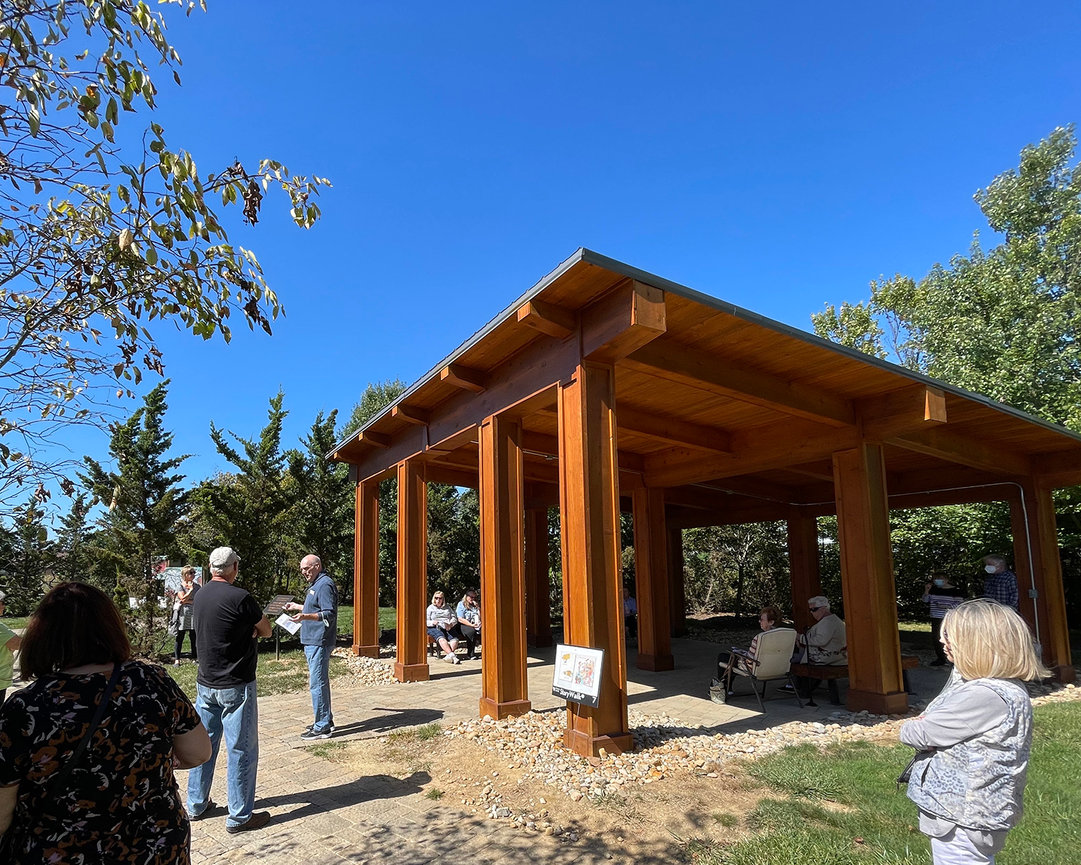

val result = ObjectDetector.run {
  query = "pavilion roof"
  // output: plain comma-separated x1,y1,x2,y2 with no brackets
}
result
331,249,1081,520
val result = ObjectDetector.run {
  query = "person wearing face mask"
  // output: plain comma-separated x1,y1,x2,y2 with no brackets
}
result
922,572,965,666
981,555,1019,612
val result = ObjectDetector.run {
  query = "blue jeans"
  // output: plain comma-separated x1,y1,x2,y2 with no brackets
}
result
187,681,259,828
305,643,334,732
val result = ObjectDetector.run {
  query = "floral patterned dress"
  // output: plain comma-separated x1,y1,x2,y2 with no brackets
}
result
0,660,200,863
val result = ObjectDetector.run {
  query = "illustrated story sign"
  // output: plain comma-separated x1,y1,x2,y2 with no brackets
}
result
551,644,604,707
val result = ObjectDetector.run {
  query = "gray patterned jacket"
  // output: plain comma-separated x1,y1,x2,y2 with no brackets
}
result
900,674,1032,831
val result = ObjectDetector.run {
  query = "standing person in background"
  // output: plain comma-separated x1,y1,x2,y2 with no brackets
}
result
186,547,272,834
899,599,1046,864
283,555,338,740
923,572,965,666
981,555,1019,612
173,566,200,666
0,591,21,703
454,589,481,661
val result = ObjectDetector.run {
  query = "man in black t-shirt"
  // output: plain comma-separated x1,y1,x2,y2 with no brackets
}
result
186,547,272,833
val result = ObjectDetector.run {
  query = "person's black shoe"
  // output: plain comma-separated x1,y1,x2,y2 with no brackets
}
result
188,800,220,821
301,727,333,740
226,811,271,834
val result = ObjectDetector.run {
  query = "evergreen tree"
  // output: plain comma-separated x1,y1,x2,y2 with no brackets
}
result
53,494,94,584
196,392,292,603
288,409,352,584
81,382,189,651
1,496,52,615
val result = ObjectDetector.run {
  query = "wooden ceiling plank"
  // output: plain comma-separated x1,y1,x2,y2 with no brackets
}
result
1031,450,1081,489
516,299,576,340
582,280,667,363
625,340,854,427
440,363,487,393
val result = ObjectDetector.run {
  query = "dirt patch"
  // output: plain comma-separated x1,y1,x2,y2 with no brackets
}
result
313,727,769,862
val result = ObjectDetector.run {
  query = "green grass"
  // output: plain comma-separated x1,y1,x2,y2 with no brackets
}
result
164,646,351,700
686,701,1081,865
424,788,444,800
388,721,442,743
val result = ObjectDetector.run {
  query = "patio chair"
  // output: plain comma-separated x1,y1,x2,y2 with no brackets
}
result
723,627,803,711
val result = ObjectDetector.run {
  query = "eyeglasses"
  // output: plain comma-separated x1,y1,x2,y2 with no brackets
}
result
808,606,822,612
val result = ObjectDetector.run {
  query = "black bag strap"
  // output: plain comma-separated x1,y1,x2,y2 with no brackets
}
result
47,661,124,794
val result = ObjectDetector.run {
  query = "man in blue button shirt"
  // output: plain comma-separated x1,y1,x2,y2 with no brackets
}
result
285,554,338,740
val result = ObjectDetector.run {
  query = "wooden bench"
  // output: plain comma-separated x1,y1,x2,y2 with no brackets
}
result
790,654,920,705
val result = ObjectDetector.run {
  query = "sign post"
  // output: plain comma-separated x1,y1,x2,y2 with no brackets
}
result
264,594,296,661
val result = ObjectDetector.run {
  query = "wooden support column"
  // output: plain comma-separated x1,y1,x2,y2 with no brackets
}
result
667,525,687,636
787,510,822,633
353,478,381,658
832,444,908,714
478,414,532,719
558,362,633,757
1010,483,1074,681
394,458,429,682
632,488,674,670
525,506,553,648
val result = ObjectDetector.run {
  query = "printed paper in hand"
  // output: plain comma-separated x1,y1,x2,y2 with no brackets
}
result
275,613,301,635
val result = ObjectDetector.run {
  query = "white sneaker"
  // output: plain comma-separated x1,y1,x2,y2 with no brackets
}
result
444,653,458,664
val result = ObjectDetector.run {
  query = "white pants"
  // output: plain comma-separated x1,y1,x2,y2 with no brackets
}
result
930,828,996,865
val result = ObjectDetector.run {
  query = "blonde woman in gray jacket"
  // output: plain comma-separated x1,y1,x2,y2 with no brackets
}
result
899,599,1047,865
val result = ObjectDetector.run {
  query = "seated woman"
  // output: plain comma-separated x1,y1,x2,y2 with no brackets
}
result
713,605,782,698
790,594,847,700
0,582,211,864
426,591,461,665
453,589,481,661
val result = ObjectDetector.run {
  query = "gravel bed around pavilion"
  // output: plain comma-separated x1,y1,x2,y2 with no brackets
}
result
447,680,1081,804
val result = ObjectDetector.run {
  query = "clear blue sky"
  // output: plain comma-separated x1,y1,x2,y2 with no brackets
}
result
56,1,1081,497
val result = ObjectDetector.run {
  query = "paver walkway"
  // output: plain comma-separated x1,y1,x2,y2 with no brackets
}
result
183,639,948,864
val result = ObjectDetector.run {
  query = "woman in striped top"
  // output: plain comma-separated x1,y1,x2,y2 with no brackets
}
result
922,572,965,666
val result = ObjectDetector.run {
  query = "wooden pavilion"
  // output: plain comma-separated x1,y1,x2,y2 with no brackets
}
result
332,249,1080,758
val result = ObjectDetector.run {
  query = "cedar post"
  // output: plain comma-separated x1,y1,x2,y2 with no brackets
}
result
632,488,673,670
667,525,686,636
353,478,381,658
787,509,822,633
525,506,553,648
1010,483,1074,681
832,444,907,714
394,458,429,682
558,362,633,757
478,414,532,718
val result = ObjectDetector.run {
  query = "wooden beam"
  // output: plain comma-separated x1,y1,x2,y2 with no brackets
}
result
582,280,667,363
784,461,835,483
351,335,583,482
894,427,1031,477
360,431,390,448
392,404,430,425
832,444,908,714
632,488,674,671
478,414,531,719
787,511,821,634
525,507,553,648
644,421,859,488
1011,483,1074,681
394,459,429,683
625,340,854,427
353,479,381,658
857,384,947,440
618,406,732,453
558,362,632,757
516,298,575,340
1032,448,1081,489
440,363,487,393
